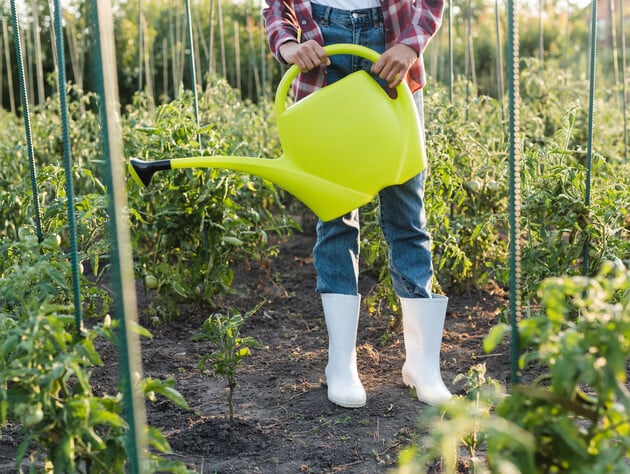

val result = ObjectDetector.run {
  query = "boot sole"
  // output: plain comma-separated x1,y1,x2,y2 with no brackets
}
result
328,397,366,408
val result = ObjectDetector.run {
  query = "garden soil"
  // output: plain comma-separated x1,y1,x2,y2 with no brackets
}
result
0,221,516,473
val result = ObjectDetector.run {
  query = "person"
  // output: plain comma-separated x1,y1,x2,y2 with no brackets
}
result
263,0,450,408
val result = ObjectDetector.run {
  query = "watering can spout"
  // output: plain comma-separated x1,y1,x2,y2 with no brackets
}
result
129,155,374,222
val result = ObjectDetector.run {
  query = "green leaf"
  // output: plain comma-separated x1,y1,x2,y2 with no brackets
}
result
483,323,509,353
82,427,106,450
146,425,172,453
511,385,598,422
551,417,589,458
88,400,127,428
221,236,243,247
76,337,103,366
170,280,189,298
236,347,251,357
15,432,36,468
0,333,19,358
142,377,190,410
129,320,153,338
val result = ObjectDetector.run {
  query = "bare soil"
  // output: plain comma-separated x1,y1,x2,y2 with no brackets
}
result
0,225,514,473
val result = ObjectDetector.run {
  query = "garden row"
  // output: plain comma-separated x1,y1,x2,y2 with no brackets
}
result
0,54,629,470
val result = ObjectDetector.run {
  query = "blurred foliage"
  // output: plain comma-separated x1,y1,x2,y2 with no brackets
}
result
399,260,630,473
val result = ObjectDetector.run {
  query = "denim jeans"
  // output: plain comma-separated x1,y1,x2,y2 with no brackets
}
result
311,3,434,299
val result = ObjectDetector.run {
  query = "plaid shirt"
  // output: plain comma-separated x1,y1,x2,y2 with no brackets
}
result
263,0,444,101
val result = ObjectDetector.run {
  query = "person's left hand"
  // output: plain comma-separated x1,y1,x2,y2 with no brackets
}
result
371,43,418,89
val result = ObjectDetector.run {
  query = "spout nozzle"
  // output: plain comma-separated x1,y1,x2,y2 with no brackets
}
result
128,158,172,187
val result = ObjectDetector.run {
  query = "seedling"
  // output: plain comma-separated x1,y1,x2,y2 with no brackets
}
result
195,301,264,422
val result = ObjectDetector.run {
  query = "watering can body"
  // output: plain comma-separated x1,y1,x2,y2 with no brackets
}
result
129,44,426,222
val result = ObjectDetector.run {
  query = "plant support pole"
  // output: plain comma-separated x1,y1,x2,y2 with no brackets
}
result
10,0,43,243
621,0,628,160
185,0,201,144
495,0,505,123
447,0,453,102
2,17,16,114
52,0,83,330
583,0,598,275
507,0,522,385
90,1,148,471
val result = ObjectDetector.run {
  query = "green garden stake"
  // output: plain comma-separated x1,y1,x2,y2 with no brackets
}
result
507,0,522,385
129,43,426,222
10,0,43,244
92,1,148,472
53,0,83,331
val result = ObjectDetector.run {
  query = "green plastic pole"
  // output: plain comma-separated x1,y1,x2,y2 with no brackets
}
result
621,0,628,160
507,0,522,385
583,0,598,276
495,0,505,123
10,0,43,243
447,0,453,102
465,0,472,119
90,1,148,472
538,0,544,70
185,0,201,144
52,0,83,331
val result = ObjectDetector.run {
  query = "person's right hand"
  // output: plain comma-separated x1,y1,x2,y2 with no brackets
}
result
279,40,330,72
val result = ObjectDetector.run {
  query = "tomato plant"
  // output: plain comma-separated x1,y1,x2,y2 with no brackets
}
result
404,261,630,473
195,301,264,423
0,234,192,472
125,85,298,316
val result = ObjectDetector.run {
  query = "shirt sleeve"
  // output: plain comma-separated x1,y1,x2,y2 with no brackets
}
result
397,0,445,56
262,0,300,64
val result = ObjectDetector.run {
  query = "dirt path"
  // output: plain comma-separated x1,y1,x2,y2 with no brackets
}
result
136,230,511,473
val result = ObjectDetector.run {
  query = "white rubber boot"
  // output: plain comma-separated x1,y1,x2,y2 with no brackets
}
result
400,294,452,405
321,293,366,408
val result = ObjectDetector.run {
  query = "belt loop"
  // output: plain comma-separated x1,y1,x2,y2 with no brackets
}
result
325,6,332,23
312,4,332,26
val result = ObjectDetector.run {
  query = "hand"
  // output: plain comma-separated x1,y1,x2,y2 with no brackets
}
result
279,40,330,72
371,43,418,89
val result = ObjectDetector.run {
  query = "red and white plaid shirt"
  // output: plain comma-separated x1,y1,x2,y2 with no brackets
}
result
263,0,444,101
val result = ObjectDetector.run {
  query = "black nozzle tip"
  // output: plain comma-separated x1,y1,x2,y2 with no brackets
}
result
128,158,171,187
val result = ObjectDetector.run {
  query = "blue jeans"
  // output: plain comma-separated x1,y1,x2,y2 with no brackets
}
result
311,3,434,299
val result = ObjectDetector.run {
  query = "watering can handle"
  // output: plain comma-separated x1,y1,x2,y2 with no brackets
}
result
274,43,400,118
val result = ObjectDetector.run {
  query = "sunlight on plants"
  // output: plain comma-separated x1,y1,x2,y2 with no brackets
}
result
398,261,630,473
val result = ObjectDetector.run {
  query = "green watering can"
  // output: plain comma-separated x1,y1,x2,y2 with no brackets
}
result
128,43,426,222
